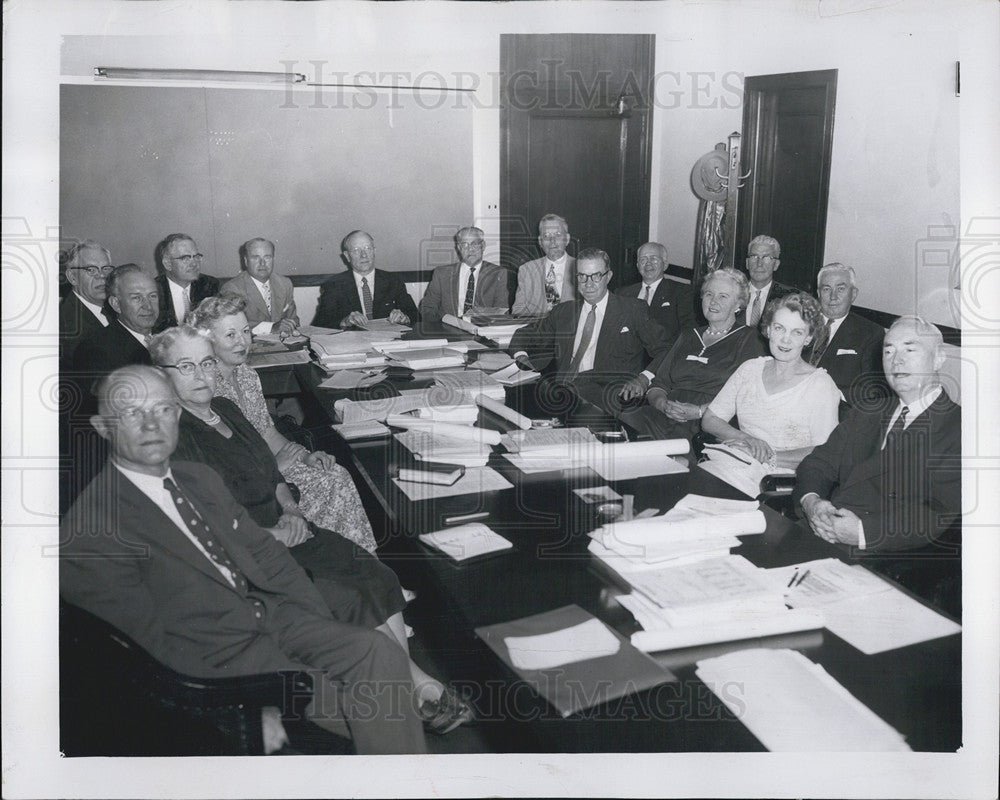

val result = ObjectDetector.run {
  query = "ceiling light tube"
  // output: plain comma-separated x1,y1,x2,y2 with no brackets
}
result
94,67,306,84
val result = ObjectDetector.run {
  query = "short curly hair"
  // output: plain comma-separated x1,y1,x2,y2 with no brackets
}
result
701,267,750,311
188,293,247,331
760,292,824,341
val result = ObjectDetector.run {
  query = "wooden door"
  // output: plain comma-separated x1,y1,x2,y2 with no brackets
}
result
500,34,655,289
736,70,837,292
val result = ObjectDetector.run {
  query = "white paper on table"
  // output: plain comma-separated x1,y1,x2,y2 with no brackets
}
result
501,452,577,474
412,405,480,424
331,420,391,440
500,427,598,453
373,338,449,352
298,324,341,336
624,555,776,612
247,349,312,368
317,369,387,390
334,394,426,423
588,537,739,573
385,415,502,445
418,523,513,561
504,617,621,671
771,559,961,654
696,648,911,751
392,466,513,501
698,446,795,498
311,330,403,356
490,362,542,385
394,430,493,467
356,318,410,333
588,441,689,481
593,507,766,558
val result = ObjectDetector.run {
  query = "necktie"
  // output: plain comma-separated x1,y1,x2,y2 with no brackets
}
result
182,285,192,320
567,303,597,375
261,281,272,315
361,276,374,318
883,406,909,449
810,317,835,366
640,284,651,305
164,477,246,594
464,267,476,314
143,333,152,348
749,290,763,326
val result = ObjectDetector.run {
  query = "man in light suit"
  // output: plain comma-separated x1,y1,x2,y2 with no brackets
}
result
509,248,669,417
804,262,888,406
616,241,695,349
59,240,114,371
419,226,510,322
152,233,220,333
512,214,576,316
312,230,419,328
795,316,961,554
60,365,427,755
743,235,798,328
221,238,299,336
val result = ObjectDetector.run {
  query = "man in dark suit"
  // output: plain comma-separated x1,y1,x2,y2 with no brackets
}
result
312,230,419,328
805,262,888,406
59,240,114,371
221,237,299,336
60,366,427,754
510,248,669,416
152,233,220,333
743,235,797,328
419,226,510,322
616,241,694,349
795,316,960,554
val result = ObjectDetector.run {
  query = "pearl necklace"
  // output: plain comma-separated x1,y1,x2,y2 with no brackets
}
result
705,321,734,336
185,405,221,426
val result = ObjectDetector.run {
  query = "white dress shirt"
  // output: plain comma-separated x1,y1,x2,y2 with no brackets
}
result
572,293,610,373
75,292,109,326
746,281,773,325
166,277,190,324
638,277,663,305
458,261,480,315
250,276,274,335
352,270,376,315
112,461,236,587
823,313,848,343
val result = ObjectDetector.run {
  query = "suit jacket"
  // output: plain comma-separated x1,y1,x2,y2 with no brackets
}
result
794,392,961,553
153,273,221,333
512,256,576,316
806,312,887,405
59,291,109,371
220,271,298,330
617,279,695,348
59,460,424,754
72,320,152,377
419,261,510,322
744,279,798,326
312,269,419,328
509,293,670,380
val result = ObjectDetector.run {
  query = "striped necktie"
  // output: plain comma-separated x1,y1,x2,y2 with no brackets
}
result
361,277,374,318
567,303,597,375
749,289,763,326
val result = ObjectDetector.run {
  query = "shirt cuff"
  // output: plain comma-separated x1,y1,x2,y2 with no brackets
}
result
252,321,272,335
513,350,528,361
856,518,867,550
640,370,654,383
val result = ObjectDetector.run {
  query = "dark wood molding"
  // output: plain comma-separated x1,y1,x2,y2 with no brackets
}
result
852,305,961,347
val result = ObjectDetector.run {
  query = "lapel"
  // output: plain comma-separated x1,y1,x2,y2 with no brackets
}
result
109,466,243,593
449,264,462,315
155,274,178,328
561,256,576,300
594,294,625,365
344,272,363,314
240,273,270,321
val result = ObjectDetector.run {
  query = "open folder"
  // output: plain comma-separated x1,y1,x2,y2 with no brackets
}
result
475,604,675,718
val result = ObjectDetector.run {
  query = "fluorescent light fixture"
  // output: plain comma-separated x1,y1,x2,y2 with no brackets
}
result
94,67,306,84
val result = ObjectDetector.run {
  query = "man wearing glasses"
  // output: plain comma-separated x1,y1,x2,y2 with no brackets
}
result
419,226,510,323
312,230,419,329
509,248,669,416
152,233,220,333
512,214,577,317
743,234,797,329
59,240,114,370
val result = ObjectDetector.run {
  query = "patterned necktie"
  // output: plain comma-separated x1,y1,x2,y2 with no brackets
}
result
545,264,560,307
810,317,835,366
883,406,909,450
640,284,651,305
464,267,476,314
182,285,192,320
361,276,374,318
567,303,597,375
260,280,272,315
164,477,246,594
749,290,763,326
142,333,152,348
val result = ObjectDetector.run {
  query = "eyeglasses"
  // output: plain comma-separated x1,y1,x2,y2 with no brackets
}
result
171,253,204,265
115,402,180,425
160,356,218,376
347,246,374,257
577,271,610,285
70,265,114,277
747,254,777,264
457,240,484,249
540,233,568,242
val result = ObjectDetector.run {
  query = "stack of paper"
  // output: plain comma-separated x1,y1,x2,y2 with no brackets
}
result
310,330,404,371
331,419,391,440
392,466,512,501
698,443,795,498
490,362,542,385
441,313,533,347
418,522,513,561
589,494,765,564
695,648,911,751
334,394,427,423
502,437,689,478
429,370,506,403
317,369,387,390
394,429,496,468
384,346,467,370
372,338,449,352
355,318,410,333
771,558,961,654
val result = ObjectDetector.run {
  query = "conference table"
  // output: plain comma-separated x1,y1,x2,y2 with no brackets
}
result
287,323,961,754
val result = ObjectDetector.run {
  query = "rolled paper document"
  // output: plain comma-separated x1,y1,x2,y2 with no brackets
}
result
596,510,767,550
605,438,690,457
474,393,532,430
630,608,825,653
384,414,502,445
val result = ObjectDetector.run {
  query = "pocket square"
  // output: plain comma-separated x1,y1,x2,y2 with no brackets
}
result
620,326,630,333
836,348,858,356
660,301,671,307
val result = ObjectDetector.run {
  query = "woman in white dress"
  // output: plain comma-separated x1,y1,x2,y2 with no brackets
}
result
702,292,842,470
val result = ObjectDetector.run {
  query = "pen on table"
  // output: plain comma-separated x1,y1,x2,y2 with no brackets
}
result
720,446,753,465
444,511,489,525
793,569,811,587
787,570,799,588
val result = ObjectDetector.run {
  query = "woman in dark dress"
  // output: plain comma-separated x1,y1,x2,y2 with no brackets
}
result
622,267,766,440
149,324,472,734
